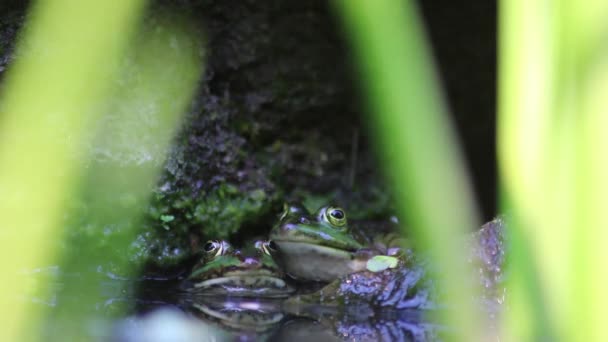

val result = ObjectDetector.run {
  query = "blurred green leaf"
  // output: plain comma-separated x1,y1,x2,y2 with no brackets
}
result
333,1,483,340
0,1,147,340
499,0,608,340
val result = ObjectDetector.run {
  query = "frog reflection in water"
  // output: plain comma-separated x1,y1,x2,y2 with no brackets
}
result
268,204,381,282
188,240,294,298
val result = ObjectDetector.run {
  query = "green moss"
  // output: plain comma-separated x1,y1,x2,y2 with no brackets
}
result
128,183,281,268
191,185,274,238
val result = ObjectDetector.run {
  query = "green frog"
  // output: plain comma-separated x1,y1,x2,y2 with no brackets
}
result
268,203,380,282
188,240,294,298
283,217,507,314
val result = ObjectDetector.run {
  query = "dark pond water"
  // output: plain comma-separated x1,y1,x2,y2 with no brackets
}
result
117,277,442,342
31,265,497,341
29,266,441,341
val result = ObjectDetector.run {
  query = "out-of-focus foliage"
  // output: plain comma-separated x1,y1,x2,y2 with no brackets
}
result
42,12,203,342
0,1,203,340
499,0,608,340
55,11,204,271
0,1,146,340
333,1,483,340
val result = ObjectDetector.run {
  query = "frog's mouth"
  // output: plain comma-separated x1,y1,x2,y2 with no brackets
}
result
272,240,357,257
192,270,293,298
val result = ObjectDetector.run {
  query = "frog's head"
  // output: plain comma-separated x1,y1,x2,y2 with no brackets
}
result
188,240,293,298
269,203,363,251
268,203,370,282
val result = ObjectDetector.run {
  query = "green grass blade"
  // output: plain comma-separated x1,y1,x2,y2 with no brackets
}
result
333,1,483,340
39,13,203,341
0,1,146,340
497,0,559,339
499,0,608,339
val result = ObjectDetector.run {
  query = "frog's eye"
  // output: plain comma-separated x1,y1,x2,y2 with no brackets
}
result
259,240,278,255
325,206,347,227
266,240,278,254
279,204,289,221
203,240,225,256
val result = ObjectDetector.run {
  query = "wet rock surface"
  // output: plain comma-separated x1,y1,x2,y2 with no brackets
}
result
469,217,507,317
286,266,432,311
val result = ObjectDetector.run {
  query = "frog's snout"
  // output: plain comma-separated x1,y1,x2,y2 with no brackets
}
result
243,257,261,268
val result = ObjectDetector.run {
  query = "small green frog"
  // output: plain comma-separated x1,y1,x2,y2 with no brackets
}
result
188,240,294,298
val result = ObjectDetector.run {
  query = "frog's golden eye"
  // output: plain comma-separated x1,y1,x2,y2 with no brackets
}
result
325,206,347,227
203,240,225,256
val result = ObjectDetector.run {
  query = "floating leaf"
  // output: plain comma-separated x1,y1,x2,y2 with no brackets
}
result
366,255,399,272
160,214,175,223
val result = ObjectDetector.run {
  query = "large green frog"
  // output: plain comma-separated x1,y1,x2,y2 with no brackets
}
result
188,240,294,298
268,203,379,282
